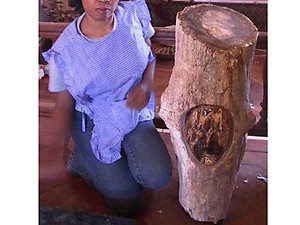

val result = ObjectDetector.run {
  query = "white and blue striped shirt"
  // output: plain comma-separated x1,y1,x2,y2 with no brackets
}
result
43,0,156,164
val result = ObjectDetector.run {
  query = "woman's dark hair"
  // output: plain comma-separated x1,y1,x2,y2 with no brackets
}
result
69,0,84,14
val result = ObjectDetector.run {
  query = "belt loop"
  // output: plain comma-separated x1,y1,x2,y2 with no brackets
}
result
81,112,86,132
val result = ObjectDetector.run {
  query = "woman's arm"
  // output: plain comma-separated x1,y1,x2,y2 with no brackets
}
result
126,39,156,110
51,90,75,164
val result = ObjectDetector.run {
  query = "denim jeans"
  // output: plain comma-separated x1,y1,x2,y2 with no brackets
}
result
68,111,172,216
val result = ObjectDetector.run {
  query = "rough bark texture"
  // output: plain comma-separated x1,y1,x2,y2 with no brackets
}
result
158,4,258,224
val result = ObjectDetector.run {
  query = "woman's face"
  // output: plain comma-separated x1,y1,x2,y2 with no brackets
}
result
82,0,119,22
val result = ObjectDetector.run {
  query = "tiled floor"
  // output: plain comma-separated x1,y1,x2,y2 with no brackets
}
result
39,57,267,225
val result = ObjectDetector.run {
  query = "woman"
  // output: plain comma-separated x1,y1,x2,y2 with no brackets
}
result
42,0,172,217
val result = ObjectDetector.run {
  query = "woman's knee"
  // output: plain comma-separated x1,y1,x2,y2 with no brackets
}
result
145,172,172,190
133,161,172,190
95,177,143,216
122,120,173,188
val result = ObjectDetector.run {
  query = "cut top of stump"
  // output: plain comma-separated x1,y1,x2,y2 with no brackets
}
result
178,4,258,50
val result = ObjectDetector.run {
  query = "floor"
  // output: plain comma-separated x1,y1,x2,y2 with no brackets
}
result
39,56,267,225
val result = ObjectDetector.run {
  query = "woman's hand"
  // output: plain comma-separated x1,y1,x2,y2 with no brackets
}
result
127,46,156,110
126,81,151,110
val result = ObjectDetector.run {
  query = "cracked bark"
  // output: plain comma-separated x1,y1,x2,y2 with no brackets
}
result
158,4,258,224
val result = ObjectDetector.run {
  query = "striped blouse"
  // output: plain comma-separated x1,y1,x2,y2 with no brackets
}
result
43,0,156,164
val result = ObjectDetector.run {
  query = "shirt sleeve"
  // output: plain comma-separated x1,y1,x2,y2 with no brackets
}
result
144,23,155,39
146,23,156,64
135,0,152,38
147,48,155,65
42,50,67,92
47,54,67,92
134,0,155,64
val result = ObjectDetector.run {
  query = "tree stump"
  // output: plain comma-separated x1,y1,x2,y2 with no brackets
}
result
158,4,258,224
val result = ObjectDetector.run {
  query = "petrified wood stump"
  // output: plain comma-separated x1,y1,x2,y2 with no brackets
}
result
158,4,258,224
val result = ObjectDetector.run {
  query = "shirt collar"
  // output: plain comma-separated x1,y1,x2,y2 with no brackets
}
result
76,12,118,42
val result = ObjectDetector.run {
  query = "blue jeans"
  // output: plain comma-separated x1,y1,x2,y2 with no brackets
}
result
68,111,172,216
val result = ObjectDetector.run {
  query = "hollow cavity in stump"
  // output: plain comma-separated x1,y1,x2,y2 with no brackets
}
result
183,105,234,166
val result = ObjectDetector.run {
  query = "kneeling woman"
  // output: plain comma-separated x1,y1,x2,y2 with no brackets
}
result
42,0,172,217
